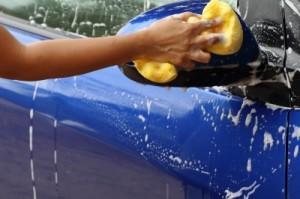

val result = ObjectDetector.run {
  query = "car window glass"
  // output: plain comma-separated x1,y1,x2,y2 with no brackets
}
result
0,0,176,37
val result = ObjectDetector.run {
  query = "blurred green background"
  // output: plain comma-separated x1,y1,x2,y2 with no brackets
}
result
0,0,176,36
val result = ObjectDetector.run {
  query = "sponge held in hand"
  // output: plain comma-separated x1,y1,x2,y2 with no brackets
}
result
134,0,243,84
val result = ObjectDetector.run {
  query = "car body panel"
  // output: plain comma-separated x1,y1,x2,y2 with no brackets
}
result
288,110,300,199
284,1,300,198
0,25,289,199
0,0,298,198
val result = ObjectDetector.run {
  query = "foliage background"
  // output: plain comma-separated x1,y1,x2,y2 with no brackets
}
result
0,0,175,37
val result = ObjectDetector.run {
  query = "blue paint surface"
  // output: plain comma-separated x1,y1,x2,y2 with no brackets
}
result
0,0,295,198
288,111,300,199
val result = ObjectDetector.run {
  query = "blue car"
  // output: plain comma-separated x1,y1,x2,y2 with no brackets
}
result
0,0,299,198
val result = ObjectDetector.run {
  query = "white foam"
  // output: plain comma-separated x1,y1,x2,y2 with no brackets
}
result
265,103,281,111
245,109,256,127
32,82,39,101
169,155,182,164
294,145,299,158
278,126,286,143
33,185,37,199
54,150,57,164
201,105,206,115
278,126,285,134
253,117,258,136
263,132,274,151
201,171,210,175
228,99,254,126
246,158,252,172
30,109,34,119
146,99,152,115
285,0,300,17
167,109,171,120
220,112,225,121
287,47,293,55
54,172,58,185
54,120,58,128
30,159,35,181
292,125,300,140
138,115,146,123
211,86,228,93
225,181,260,199
29,126,33,151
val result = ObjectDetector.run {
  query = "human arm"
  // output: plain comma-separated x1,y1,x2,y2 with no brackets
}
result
0,12,222,81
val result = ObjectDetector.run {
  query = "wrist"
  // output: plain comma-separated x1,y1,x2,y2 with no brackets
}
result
127,30,151,60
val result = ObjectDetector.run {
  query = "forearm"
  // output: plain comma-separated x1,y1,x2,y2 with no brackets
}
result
0,12,221,81
21,32,144,80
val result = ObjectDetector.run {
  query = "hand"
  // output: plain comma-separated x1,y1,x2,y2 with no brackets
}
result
136,12,223,70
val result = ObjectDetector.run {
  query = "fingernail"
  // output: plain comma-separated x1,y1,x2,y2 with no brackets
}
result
202,18,222,27
213,17,223,24
211,33,226,43
202,19,214,27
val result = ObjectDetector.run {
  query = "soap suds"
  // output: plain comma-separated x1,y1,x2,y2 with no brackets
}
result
263,132,274,151
245,109,256,127
29,82,39,199
252,117,258,136
225,181,260,199
294,145,299,158
292,125,300,140
285,0,300,17
169,155,182,164
246,158,252,172
278,126,286,143
138,115,146,123
146,99,152,115
145,134,149,142
228,99,254,126
278,126,285,134
167,108,171,120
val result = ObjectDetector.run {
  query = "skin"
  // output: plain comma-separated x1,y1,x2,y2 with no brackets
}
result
0,12,222,81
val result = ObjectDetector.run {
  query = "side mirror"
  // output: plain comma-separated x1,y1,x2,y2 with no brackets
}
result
117,0,283,87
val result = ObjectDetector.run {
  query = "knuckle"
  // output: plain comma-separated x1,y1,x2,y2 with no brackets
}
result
191,51,210,63
173,57,182,66
184,11,193,15
177,55,186,65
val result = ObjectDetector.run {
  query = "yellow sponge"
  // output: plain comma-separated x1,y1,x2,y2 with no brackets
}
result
201,0,243,55
134,0,243,83
134,59,178,84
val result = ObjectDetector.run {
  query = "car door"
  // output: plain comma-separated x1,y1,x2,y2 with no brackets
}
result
119,0,290,197
38,1,290,198
0,1,187,199
0,0,293,199
284,0,300,198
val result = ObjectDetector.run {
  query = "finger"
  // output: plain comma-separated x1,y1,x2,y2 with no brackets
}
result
181,61,196,71
171,12,201,21
189,50,211,64
190,18,223,33
193,33,225,48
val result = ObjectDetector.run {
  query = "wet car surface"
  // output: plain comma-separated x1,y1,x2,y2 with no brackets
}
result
0,0,300,198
